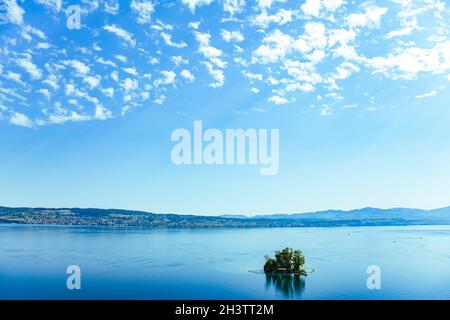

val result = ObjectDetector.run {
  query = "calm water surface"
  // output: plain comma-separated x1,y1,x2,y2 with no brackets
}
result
0,224,449,299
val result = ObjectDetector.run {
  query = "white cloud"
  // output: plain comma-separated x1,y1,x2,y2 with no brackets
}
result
52,83,113,123
415,90,437,99
63,60,90,76
195,32,222,59
148,57,159,65
180,69,195,82
385,26,414,39
17,56,42,79
182,0,214,13
64,83,85,97
333,62,360,80
21,25,47,42
36,42,51,49
154,71,176,86
95,104,112,120
188,21,200,29
141,91,150,100
0,87,27,102
285,82,315,92
10,112,33,127
43,74,59,90
115,55,128,63
130,0,154,24
234,44,244,53
253,9,294,28
154,94,166,105
223,0,245,16
161,32,187,48
204,62,224,88
256,0,286,11
364,41,450,80
347,5,388,29
123,67,138,76
103,24,136,47
253,23,327,64
0,0,25,25
301,22,327,51
48,111,91,125
104,0,119,14
101,87,114,98
220,29,244,42
195,32,227,70
83,75,101,89
326,92,343,100
302,0,345,17
328,28,358,60
97,57,117,67
302,0,321,17
322,0,345,12
121,78,139,91
209,57,227,68
151,20,173,31
320,105,333,116
171,56,189,66
268,95,289,105
38,88,51,99
6,71,25,85
252,29,294,64
242,71,263,81
110,71,119,82
35,0,62,12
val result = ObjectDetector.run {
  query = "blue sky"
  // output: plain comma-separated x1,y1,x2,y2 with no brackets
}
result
1,0,450,215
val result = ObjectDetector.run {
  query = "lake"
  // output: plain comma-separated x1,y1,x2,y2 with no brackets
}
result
0,224,449,299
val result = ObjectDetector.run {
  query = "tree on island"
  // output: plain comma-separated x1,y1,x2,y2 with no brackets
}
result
264,247,306,276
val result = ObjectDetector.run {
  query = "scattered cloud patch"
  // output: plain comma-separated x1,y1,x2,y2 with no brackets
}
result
10,112,33,127
103,24,136,47
161,32,187,48
0,0,449,127
131,0,154,24
0,0,25,25
180,69,195,82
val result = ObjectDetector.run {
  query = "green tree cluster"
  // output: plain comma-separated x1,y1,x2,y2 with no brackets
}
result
263,247,306,276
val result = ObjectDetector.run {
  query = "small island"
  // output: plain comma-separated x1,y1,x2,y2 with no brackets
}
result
264,247,307,276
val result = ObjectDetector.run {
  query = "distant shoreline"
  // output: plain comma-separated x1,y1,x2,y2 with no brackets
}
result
1,205,449,229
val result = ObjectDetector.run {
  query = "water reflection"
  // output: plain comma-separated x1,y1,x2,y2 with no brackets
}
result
265,274,306,299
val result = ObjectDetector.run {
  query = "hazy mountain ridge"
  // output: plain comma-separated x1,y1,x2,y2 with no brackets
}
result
247,207,435,220
0,205,449,228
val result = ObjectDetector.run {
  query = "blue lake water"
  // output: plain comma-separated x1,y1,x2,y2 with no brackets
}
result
0,224,449,299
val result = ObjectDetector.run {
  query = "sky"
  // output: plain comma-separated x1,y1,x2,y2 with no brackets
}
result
0,0,450,215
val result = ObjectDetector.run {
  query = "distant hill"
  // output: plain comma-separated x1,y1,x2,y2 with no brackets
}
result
0,205,449,228
250,207,448,221
223,206,450,223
